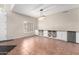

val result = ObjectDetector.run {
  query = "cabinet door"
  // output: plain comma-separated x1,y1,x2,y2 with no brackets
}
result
39,30,43,36
76,32,79,43
67,31,76,43
35,30,39,35
57,31,67,41
43,30,48,37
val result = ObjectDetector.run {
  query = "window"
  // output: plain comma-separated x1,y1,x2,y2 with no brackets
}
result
24,21,34,33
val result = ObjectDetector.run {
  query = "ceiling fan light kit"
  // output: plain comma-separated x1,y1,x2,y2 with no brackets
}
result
38,9,46,20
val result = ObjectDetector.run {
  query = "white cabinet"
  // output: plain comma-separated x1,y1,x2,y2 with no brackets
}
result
35,30,67,41
57,31,67,41
43,30,48,37
35,30,48,37
0,12,7,41
35,30,39,35
35,30,79,43
76,32,79,43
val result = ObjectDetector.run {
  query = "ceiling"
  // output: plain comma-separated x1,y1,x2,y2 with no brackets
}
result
12,4,79,18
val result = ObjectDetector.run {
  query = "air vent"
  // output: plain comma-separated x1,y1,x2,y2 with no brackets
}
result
62,10,70,13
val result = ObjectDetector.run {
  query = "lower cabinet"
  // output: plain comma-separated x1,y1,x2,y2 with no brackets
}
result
67,31,76,43
35,30,39,35
39,30,43,36
35,30,79,44
76,32,79,43
43,30,48,37
48,31,57,38
56,31,67,41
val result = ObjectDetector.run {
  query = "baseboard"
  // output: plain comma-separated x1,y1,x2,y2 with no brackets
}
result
0,39,14,43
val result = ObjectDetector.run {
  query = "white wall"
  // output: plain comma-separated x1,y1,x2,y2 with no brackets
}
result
7,11,38,39
38,8,79,31
38,8,79,42
0,12,7,41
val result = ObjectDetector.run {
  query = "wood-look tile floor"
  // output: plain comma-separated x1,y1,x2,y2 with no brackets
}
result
0,36,79,55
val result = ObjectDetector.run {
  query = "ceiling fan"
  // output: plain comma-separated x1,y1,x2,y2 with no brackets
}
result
38,9,46,20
